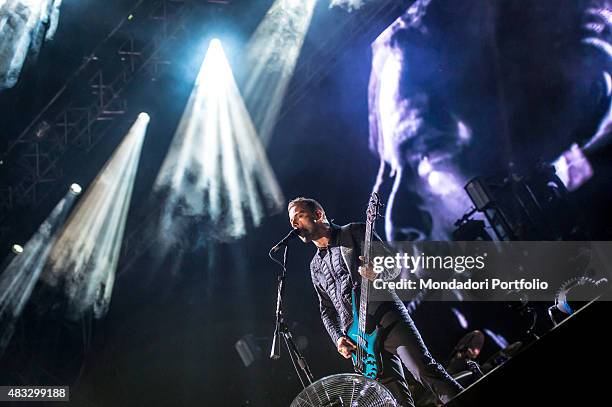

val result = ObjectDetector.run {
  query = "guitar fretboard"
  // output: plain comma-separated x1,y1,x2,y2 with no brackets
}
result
358,197,378,338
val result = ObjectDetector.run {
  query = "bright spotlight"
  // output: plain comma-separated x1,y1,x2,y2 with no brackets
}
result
138,112,150,122
0,0,64,90
155,37,284,245
242,0,317,144
196,38,229,87
11,244,23,255
42,114,149,320
210,38,222,48
69,183,82,195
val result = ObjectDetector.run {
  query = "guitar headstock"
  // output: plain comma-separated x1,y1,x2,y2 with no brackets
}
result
366,192,383,224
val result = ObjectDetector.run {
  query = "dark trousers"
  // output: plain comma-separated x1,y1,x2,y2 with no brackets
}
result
376,309,463,406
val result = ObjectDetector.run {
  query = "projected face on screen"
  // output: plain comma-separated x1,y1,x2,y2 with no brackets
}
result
369,0,612,241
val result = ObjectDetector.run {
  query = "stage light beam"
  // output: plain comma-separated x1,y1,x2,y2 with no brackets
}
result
155,39,284,246
41,113,149,320
0,0,64,90
242,0,317,144
0,190,77,355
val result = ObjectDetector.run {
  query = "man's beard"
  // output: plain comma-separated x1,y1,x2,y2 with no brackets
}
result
298,224,317,242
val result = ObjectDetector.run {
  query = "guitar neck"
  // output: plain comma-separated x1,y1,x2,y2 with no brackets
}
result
358,216,375,335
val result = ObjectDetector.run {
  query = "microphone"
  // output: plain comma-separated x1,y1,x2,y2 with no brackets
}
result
270,229,301,253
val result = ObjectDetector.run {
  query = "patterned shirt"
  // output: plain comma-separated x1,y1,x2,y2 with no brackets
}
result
310,224,357,344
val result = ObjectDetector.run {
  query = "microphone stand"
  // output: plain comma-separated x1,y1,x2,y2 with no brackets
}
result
269,244,314,389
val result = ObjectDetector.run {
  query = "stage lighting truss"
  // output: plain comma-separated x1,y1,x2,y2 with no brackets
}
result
0,0,193,240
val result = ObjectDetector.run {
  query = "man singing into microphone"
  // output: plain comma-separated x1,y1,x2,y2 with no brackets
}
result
287,197,462,406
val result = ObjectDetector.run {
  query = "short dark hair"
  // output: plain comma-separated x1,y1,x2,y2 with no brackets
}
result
287,197,324,214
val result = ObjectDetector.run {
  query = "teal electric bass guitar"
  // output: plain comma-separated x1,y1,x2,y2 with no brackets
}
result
346,192,383,379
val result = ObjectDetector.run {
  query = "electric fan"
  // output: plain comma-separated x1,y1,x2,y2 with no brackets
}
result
290,374,398,407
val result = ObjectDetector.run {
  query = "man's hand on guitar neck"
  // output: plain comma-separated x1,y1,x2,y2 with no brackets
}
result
336,336,357,359
358,255,377,281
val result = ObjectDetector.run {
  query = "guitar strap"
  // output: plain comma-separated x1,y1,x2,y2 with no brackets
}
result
337,223,361,288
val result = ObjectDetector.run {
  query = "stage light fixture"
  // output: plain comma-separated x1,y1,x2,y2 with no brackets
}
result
69,183,82,195
11,244,23,255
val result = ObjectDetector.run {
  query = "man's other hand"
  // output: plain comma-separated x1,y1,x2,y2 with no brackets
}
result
336,336,357,359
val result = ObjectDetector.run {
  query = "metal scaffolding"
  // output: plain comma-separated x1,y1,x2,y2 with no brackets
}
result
0,0,194,239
